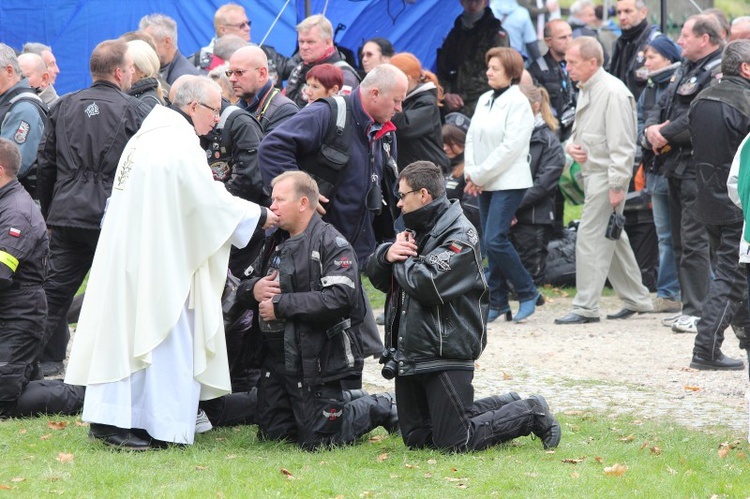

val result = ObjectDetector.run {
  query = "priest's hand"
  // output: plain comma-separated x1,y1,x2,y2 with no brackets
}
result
263,210,279,229
259,298,277,321
253,271,281,302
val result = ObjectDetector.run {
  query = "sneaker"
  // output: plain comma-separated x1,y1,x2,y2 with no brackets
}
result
653,297,682,314
528,395,561,449
672,315,700,334
661,313,684,327
195,409,213,434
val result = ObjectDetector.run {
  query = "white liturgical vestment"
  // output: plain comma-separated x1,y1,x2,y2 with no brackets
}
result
65,105,261,444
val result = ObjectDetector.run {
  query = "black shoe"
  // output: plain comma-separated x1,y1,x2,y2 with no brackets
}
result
606,308,637,320
376,392,400,435
40,361,64,377
528,395,561,449
689,352,745,371
497,391,521,405
89,423,152,450
554,313,600,325
536,294,546,306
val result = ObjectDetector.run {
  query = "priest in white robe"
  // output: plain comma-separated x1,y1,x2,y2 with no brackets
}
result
65,76,277,449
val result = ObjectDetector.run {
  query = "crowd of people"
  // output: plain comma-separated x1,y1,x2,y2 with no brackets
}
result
2,0,750,453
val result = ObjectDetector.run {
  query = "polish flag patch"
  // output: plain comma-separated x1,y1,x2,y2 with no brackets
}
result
9,227,21,238
448,242,463,254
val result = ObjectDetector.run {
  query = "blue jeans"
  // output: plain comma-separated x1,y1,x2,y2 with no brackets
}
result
478,189,537,310
646,173,680,300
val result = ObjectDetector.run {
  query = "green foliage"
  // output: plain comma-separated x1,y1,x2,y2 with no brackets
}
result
2,414,748,496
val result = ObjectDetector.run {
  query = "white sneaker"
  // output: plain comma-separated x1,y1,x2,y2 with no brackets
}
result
195,409,213,434
672,315,700,334
661,313,683,327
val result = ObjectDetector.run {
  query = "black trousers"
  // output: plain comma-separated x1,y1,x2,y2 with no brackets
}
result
0,380,84,418
668,177,711,317
199,389,258,427
41,227,100,362
256,344,390,450
510,223,552,286
693,221,749,359
395,370,537,452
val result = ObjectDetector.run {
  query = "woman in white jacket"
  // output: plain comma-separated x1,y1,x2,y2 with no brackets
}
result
465,47,541,322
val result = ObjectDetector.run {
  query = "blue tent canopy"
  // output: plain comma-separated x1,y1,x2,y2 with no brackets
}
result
1,0,462,94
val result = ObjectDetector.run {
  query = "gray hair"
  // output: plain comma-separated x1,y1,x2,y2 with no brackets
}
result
297,14,333,40
360,63,407,93
22,42,52,56
214,34,247,61
570,0,594,17
172,76,221,107
0,44,22,75
688,14,723,47
721,39,750,76
732,16,750,26
139,13,178,45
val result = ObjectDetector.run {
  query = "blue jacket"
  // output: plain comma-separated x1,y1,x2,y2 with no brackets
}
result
259,88,397,263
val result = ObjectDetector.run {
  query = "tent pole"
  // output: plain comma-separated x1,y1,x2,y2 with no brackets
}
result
306,0,311,17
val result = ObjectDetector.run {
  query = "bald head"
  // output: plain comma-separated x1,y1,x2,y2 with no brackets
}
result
18,52,50,90
228,45,269,101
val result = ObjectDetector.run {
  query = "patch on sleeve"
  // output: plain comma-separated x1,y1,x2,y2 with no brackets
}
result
448,242,463,254
467,228,478,245
334,256,352,268
9,227,21,238
335,237,349,248
14,121,30,144
427,250,452,272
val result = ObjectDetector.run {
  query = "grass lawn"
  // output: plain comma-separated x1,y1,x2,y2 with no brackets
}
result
1,412,748,496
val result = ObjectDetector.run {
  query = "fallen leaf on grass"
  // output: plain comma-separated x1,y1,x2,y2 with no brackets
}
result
48,421,68,430
369,435,385,443
405,464,418,469
631,419,643,425
18,428,27,435
451,467,458,472
604,463,628,476
456,484,468,489
56,453,74,464
650,446,662,455
666,466,677,475
561,457,585,464
619,434,635,442
427,459,437,465
10,477,25,483
424,473,433,478
280,468,296,480
40,434,52,440
502,372,512,381
594,456,603,463
225,455,237,460
195,465,208,471
0,484,10,490
570,472,580,479
718,447,729,459
445,477,468,482
683,385,701,392
377,453,388,462
75,421,88,427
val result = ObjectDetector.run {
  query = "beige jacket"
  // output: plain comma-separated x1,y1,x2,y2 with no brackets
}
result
569,67,636,190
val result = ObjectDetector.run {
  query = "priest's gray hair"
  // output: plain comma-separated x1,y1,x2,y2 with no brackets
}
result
172,76,222,108
360,63,407,94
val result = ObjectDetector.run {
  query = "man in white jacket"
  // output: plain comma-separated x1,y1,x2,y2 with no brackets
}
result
65,76,277,450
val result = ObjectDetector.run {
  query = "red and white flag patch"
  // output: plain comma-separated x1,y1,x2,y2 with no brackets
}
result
448,242,463,254
9,227,21,238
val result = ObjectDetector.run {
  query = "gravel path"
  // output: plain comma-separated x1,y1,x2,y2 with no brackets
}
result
364,294,750,435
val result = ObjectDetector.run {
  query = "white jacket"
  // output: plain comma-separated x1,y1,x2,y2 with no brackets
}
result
464,84,533,191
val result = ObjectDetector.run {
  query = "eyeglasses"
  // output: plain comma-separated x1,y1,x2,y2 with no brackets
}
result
199,102,221,116
397,189,420,200
225,67,261,78
224,20,251,29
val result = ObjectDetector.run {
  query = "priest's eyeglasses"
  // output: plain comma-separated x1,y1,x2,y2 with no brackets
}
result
199,102,221,116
